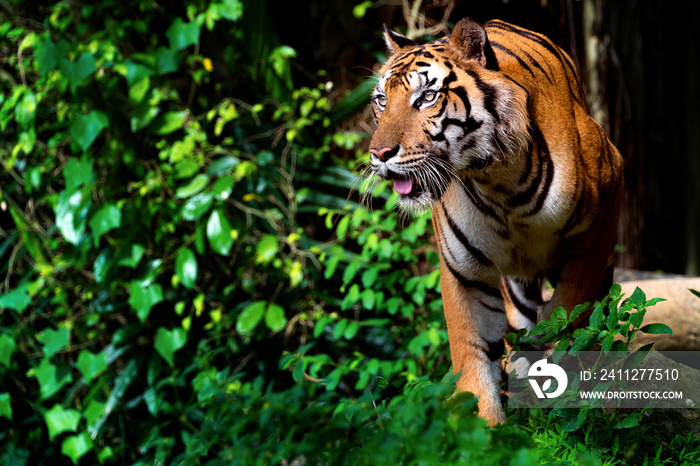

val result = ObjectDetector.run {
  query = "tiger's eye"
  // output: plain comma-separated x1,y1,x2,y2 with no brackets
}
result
423,90,436,102
376,95,387,107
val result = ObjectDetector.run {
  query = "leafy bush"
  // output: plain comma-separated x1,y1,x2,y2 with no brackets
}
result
1,1,698,465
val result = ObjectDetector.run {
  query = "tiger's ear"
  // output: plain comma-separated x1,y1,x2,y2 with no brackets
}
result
383,24,417,54
449,18,494,68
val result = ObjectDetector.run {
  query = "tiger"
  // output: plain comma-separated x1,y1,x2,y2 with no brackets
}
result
366,17,623,425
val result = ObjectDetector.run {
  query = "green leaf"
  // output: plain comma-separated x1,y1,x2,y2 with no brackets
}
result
76,350,108,383
61,432,93,465
0,334,17,368
551,306,567,323
629,287,646,308
45,404,81,440
150,111,186,135
130,101,161,132
15,90,37,126
690,288,700,300
154,327,188,367
175,174,209,198
84,400,106,431
255,234,279,264
63,156,95,193
175,247,198,289
34,358,72,400
218,0,243,21
614,414,639,429
0,393,11,421
60,52,96,92
118,244,146,268
601,334,615,352
361,267,379,288
361,289,375,310
353,0,372,18
39,327,70,358
0,282,32,314
569,330,597,355
155,46,179,74
569,302,590,322
166,18,201,51
128,282,164,322
589,301,605,330
562,409,587,432
213,176,234,200
630,309,646,329
528,318,558,337
236,301,266,334
206,210,234,256
265,304,287,332
639,323,673,335
35,38,59,76
181,191,214,221
55,189,91,245
336,215,350,239
89,204,121,247
70,111,108,152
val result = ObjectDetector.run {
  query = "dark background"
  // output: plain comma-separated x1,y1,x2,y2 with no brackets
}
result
270,0,700,275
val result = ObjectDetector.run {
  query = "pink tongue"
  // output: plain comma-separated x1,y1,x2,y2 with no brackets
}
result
393,178,413,195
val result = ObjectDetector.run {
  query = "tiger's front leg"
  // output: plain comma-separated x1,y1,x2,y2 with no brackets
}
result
439,261,509,426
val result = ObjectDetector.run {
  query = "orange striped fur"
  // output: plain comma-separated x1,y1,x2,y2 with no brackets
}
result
367,18,623,425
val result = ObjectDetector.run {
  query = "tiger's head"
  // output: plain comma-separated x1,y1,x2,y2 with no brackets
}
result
369,18,530,211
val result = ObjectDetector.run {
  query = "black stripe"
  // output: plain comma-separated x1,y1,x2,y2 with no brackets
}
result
524,150,553,216
485,339,505,361
481,301,506,314
511,150,542,207
462,178,503,224
504,279,538,322
483,37,500,71
560,193,585,235
447,86,471,117
517,144,533,185
490,41,535,78
487,21,587,109
465,70,500,123
442,258,501,299
520,48,553,84
440,202,493,266
442,71,457,87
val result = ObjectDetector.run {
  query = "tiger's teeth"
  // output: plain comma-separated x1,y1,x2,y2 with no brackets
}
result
394,178,413,194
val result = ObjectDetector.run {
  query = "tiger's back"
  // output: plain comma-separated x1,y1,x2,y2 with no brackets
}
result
367,18,623,425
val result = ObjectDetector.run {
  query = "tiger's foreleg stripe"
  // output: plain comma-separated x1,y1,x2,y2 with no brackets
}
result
480,300,506,314
442,259,502,299
440,202,493,266
467,339,506,362
486,339,506,361
503,279,538,323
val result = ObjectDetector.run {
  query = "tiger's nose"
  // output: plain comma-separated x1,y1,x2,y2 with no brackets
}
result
369,146,399,162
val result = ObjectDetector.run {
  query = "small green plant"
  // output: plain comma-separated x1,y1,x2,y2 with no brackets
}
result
510,284,672,356
507,285,694,465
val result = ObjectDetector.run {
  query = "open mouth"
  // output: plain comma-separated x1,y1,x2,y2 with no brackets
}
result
393,177,423,197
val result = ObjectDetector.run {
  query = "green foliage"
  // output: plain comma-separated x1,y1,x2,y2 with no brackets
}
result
512,284,670,357
508,285,698,465
1,1,698,465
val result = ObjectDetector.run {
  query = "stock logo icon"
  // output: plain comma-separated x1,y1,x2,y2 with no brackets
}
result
528,359,568,399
